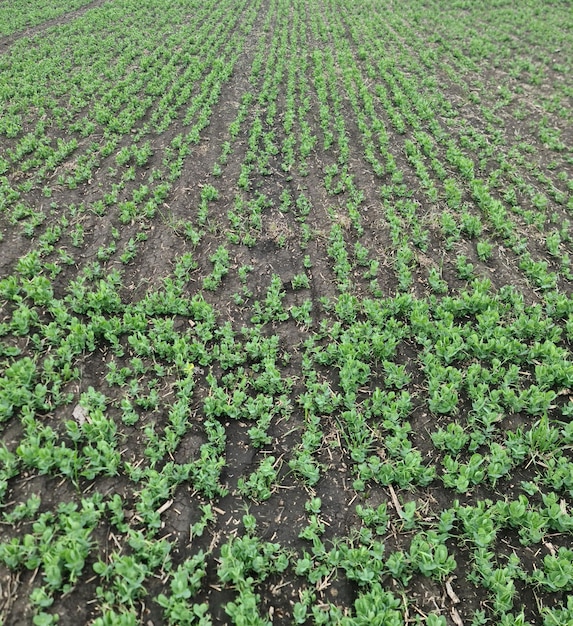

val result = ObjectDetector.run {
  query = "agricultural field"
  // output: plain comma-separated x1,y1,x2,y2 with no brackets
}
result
0,0,572,623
